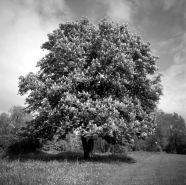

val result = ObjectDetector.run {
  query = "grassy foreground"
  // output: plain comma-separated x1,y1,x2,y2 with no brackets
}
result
0,152,186,185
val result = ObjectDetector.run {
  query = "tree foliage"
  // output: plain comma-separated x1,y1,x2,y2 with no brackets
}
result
0,106,32,135
155,111,186,154
0,112,10,135
9,106,32,131
0,106,33,155
18,18,162,149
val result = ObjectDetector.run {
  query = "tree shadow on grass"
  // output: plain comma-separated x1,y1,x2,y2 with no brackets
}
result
6,151,137,164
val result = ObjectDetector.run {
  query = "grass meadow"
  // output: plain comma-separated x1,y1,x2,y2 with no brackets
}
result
0,151,186,185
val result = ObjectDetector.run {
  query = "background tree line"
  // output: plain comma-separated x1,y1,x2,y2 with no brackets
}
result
0,106,33,152
133,110,186,154
156,111,186,154
0,106,32,136
0,106,185,154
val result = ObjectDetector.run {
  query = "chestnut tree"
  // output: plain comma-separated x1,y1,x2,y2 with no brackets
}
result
19,18,162,159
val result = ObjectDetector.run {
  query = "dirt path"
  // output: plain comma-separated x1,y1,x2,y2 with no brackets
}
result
105,152,186,185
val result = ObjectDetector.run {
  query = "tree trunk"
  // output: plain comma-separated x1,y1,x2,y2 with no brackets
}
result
81,136,94,159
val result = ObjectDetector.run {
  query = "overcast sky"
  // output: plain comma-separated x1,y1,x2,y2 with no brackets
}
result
0,0,186,120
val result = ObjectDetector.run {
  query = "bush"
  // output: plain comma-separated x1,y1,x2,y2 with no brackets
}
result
176,139,186,154
42,140,68,152
110,144,128,154
65,134,82,152
42,133,82,152
94,137,110,153
94,137,127,154
145,136,162,152
4,137,42,158
0,134,18,153
133,135,162,152
165,134,186,154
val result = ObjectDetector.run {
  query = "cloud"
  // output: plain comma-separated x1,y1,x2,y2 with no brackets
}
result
159,35,186,120
173,34,186,64
131,0,186,42
6,0,71,23
159,64,186,120
99,0,133,23
0,0,71,112
161,0,176,10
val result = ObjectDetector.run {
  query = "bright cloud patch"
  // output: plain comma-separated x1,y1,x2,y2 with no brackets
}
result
0,0,71,112
159,35,186,119
162,0,177,10
159,63,186,119
100,0,132,22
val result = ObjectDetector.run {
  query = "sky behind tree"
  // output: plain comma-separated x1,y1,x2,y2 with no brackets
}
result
0,0,186,119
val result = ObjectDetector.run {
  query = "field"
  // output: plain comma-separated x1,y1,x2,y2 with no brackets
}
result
0,151,186,185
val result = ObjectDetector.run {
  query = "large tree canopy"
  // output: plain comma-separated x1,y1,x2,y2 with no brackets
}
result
19,18,162,158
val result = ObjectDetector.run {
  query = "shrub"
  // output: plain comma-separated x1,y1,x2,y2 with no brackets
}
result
144,136,162,152
0,134,18,154
4,137,42,158
42,140,68,152
94,137,127,154
133,135,162,152
94,137,110,153
42,133,82,152
165,134,186,154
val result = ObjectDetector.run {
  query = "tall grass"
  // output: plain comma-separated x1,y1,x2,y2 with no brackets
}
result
0,152,185,185
0,158,123,185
